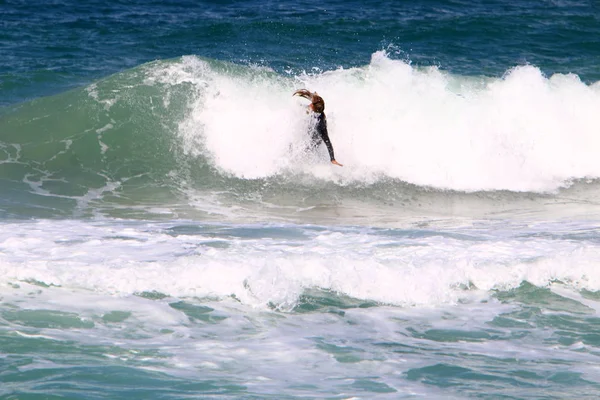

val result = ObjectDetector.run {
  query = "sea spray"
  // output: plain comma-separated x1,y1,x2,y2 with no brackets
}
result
167,52,600,191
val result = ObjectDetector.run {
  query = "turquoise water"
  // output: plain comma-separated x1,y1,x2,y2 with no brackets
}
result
3,1,600,398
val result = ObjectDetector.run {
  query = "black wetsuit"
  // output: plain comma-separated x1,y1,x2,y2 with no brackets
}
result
309,112,335,161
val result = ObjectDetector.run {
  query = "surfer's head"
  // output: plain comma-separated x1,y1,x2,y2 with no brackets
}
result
310,94,325,113
293,89,325,113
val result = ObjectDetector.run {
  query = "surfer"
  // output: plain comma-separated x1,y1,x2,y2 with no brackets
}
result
293,89,343,167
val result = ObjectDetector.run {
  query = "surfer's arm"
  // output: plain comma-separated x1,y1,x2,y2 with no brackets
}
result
322,135,342,166
317,115,343,167
321,133,335,161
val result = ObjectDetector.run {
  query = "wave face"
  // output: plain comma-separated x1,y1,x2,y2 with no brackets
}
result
3,53,600,221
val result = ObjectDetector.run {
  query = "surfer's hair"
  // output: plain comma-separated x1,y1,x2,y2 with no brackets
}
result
293,89,325,113
311,94,325,113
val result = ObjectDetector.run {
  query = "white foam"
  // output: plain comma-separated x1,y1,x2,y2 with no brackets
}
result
0,143,22,164
3,219,600,399
96,123,113,154
2,219,600,309
153,52,600,192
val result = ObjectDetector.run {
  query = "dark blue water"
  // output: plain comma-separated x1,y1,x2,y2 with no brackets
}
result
3,0,600,106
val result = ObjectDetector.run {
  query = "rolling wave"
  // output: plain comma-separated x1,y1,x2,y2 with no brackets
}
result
3,52,600,220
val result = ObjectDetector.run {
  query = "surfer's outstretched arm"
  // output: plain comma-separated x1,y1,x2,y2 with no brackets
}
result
317,113,343,167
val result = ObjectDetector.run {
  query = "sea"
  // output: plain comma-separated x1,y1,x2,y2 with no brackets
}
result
2,1,600,398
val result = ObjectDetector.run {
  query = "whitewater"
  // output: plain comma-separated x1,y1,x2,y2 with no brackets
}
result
154,52,600,192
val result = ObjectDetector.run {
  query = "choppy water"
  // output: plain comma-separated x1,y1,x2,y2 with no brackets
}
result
3,1,600,398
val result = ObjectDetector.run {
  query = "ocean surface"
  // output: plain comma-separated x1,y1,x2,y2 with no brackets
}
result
3,0,600,398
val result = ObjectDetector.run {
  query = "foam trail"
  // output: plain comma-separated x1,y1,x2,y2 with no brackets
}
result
166,52,600,192
2,220,600,310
